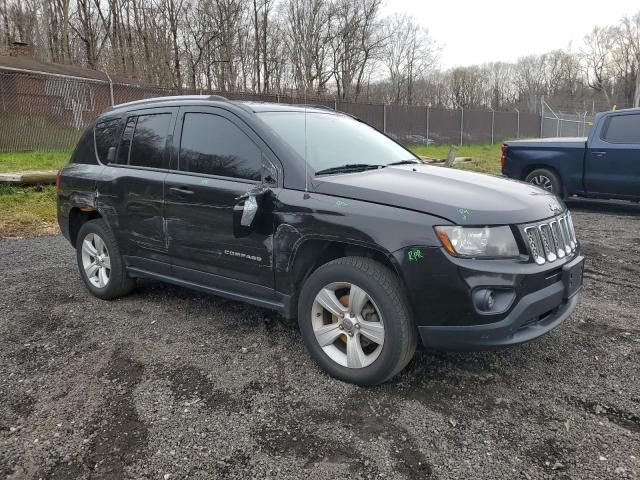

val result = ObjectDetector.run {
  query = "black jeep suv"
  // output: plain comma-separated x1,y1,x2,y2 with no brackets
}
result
57,95,584,385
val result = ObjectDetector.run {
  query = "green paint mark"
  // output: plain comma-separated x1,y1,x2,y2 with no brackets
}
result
336,200,350,207
200,178,209,185
408,248,424,262
458,208,470,221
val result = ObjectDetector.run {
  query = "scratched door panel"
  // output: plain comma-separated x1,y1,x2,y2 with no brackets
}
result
164,106,274,289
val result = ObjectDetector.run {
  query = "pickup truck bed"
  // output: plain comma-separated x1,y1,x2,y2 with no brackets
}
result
502,109,640,201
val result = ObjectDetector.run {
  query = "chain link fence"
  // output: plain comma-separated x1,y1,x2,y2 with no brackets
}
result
540,99,593,138
1,71,543,152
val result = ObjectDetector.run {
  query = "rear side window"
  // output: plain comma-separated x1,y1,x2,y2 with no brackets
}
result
179,113,261,181
602,114,640,144
116,113,171,168
94,118,122,163
70,125,96,164
117,117,136,165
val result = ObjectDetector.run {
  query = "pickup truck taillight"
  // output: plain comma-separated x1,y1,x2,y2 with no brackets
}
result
56,170,62,194
500,144,508,170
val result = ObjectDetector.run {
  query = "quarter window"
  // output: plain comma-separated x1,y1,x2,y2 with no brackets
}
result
179,113,261,181
94,118,122,163
602,114,640,144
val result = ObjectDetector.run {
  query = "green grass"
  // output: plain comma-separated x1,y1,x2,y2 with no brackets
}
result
0,150,71,173
0,184,58,237
408,143,502,175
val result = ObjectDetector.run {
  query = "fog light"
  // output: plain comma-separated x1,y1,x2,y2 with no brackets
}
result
486,291,495,310
472,288,516,314
474,289,495,312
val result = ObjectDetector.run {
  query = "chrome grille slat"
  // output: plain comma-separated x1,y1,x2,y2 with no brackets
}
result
567,213,577,248
521,212,578,265
549,221,565,258
524,226,546,265
538,224,557,262
559,217,572,253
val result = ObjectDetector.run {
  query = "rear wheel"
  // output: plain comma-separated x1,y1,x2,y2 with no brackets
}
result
525,168,563,197
298,257,417,385
76,219,135,300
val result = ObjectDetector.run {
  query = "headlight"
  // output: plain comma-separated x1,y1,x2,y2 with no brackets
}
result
434,226,520,258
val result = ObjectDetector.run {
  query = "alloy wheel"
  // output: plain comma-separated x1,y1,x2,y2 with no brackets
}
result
81,233,111,288
311,282,385,368
530,175,553,192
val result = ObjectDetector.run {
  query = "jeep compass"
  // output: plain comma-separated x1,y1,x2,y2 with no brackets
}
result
57,95,584,385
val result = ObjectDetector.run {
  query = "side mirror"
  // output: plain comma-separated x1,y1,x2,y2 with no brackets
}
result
106,146,117,163
233,186,271,238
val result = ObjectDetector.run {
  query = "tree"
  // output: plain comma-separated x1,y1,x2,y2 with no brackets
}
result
329,0,384,101
381,13,437,104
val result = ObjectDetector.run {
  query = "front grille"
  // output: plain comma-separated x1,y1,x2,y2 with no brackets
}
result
522,212,578,265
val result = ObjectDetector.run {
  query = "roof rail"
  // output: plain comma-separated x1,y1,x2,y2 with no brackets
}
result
294,103,336,111
107,94,230,111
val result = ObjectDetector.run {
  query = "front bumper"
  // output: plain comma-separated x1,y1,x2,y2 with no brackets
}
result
393,243,583,351
418,281,580,350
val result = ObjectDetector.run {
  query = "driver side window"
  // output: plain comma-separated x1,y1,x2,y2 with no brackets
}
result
179,113,262,181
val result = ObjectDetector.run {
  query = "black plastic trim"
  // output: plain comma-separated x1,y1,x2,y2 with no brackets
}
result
126,265,290,315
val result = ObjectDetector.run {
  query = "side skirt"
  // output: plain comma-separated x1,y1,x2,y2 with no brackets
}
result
126,265,295,318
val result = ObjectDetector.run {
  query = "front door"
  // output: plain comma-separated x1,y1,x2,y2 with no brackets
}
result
164,106,276,290
585,112,640,197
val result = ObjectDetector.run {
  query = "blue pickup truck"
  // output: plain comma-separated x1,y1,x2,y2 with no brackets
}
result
502,108,640,200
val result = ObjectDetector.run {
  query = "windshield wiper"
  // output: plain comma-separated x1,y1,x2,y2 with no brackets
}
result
387,159,422,166
314,163,383,176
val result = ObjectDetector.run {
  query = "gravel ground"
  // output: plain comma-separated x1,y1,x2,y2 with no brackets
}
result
1,201,639,480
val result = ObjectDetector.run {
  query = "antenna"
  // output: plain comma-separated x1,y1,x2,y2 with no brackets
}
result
304,83,308,194
303,3,309,196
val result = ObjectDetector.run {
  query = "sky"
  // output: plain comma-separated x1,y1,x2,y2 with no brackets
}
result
383,0,639,68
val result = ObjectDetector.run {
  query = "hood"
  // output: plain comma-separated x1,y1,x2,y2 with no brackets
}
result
313,164,565,225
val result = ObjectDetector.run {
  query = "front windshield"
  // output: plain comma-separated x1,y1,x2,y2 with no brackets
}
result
257,111,416,173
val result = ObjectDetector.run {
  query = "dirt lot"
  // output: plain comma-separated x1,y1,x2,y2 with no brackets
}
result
0,201,639,480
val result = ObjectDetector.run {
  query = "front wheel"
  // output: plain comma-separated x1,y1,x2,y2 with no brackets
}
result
298,257,417,385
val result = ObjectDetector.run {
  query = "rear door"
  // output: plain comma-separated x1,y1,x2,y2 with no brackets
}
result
164,106,276,290
585,112,640,197
98,107,177,271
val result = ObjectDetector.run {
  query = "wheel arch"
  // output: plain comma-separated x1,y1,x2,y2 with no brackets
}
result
520,164,561,182
282,238,408,316
521,165,566,197
68,207,103,247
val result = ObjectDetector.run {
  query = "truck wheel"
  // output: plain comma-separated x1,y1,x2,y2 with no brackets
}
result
298,257,417,385
76,219,135,300
525,168,563,197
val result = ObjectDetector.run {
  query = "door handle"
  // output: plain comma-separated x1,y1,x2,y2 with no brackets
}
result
591,151,607,158
169,186,194,196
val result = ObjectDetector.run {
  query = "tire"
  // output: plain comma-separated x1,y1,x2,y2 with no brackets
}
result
297,256,417,385
525,168,563,197
75,219,135,300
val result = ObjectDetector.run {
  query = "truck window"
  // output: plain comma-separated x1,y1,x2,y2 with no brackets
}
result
602,114,640,144
94,118,122,163
178,112,261,181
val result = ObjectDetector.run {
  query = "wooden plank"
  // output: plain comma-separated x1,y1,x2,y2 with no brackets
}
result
0,170,58,185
